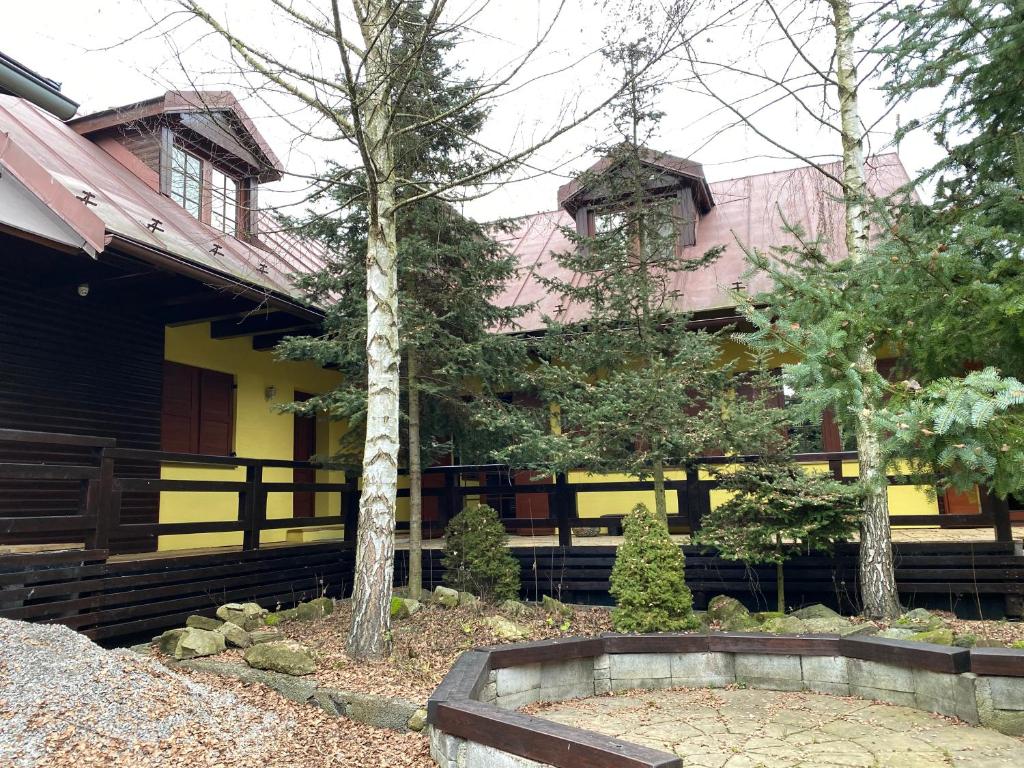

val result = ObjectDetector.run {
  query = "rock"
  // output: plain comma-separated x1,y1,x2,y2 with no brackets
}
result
215,621,250,649
483,616,529,641
154,628,186,656
762,615,808,635
499,599,529,618
390,597,421,620
791,604,840,620
707,595,754,630
1011,640,1024,650
879,627,917,640
185,615,223,631
243,640,315,676
249,629,285,645
295,598,332,621
216,602,266,631
407,708,428,732
173,627,226,660
895,608,944,631
459,592,481,611
910,628,955,646
433,586,460,609
541,595,573,618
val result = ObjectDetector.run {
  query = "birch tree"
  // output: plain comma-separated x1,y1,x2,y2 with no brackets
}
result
681,0,904,617
171,0,694,657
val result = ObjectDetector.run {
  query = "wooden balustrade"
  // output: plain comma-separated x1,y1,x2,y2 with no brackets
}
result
0,429,1009,554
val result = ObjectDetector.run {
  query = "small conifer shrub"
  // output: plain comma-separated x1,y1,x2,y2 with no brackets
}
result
442,504,521,602
609,503,699,633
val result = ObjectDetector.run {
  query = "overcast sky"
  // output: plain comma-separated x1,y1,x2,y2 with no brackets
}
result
3,0,945,221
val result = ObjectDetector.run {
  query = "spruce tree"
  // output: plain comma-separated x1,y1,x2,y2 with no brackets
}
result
698,368,860,613
278,6,528,600
486,39,728,523
867,1,1024,504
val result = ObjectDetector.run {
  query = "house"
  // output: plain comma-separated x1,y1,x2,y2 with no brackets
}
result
0,63,347,554
0,53,991,561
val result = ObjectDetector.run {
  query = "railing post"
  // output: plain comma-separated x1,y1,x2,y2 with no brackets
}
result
85,447,114,552
241,464,265,551
343,474,359,545
554,472,574,547
440,471,458,529
684,466,708,534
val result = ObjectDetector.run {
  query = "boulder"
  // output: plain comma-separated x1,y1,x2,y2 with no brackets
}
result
895,608,944,632
483,616,530,641
174,627,226,660
215,621,251,649
249,629,285,645
791,604,840,620
878,627,917,640
707,595,756,630
433,586,460,609
390,597,422,620
762,615,808,635
244,640,316,676
910,628,955,646
541,595,573,618
407,708,428,732
154,628,186,656
295,598,333,621
185,615,223,631
216,602,266,631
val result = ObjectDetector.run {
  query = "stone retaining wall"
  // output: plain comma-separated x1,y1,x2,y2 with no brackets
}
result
427,634,1024,768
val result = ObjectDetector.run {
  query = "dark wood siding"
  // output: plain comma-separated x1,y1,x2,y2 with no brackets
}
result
0,237,164,553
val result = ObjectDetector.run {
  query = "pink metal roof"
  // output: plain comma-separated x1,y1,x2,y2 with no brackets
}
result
495,154,912,331
0,95,324,303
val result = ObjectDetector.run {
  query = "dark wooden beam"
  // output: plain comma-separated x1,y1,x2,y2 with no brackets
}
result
251,325,319,350
211,311,314,340
161,296,260,326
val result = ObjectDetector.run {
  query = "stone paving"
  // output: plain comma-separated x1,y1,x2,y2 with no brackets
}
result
531,687,1024,767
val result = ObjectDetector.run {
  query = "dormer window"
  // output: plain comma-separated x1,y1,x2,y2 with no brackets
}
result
210,167,239,235
168,143,240,235
170,146,202,218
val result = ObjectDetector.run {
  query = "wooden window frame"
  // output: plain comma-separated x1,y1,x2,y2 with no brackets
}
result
160,131,247,237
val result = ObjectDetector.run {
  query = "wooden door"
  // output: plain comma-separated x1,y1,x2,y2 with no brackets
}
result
293,392,317,518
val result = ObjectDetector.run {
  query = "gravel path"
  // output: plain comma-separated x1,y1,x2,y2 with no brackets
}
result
0,617,431,767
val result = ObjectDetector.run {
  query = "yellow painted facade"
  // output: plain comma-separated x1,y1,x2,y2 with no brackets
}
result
158,322,346,551
153,325,943,551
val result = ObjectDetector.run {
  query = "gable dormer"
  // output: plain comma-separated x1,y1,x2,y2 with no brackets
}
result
69,91,283,239
557,146,714,252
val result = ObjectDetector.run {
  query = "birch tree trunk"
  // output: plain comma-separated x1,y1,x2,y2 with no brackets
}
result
407,346,423,600
347,0,401,659
830,0,901,619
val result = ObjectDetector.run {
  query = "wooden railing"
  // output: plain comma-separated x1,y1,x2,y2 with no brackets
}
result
0,428,1007,554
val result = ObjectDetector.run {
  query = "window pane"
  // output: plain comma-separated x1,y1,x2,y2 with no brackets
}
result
210,167,239,235
170,146,203,220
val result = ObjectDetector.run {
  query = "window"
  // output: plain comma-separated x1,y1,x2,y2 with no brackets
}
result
161,361,235,455
210,167,239,235
169,146,202,218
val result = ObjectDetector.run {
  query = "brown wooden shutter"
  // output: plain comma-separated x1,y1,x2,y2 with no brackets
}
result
161,362,198,453
198,368,234,456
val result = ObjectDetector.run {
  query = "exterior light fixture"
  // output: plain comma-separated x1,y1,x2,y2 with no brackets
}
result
264,385,277,402
76,283,90,297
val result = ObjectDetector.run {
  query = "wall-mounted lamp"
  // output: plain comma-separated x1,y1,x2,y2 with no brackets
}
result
264,385,277,402
76,283,90,298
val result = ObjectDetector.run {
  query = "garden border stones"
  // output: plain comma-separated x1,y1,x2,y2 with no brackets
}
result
427,634,1024,768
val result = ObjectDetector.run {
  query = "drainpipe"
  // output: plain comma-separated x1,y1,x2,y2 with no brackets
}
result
0,54,78,120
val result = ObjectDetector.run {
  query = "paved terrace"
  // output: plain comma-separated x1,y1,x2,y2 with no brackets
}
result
533,687,1024,768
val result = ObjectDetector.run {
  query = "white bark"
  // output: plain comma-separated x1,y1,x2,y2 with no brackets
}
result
407,346,423,600
347,0,401,659
830,0,901,619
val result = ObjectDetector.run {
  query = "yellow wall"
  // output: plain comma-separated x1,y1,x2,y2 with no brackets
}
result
158,323,345,551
